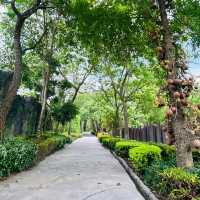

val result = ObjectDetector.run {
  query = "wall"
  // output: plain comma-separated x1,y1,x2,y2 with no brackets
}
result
0,70,41,136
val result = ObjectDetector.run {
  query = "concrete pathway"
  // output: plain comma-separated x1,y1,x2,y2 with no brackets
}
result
0,135,144,200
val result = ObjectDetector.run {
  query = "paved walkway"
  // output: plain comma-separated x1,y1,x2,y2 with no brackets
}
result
0,135,144,200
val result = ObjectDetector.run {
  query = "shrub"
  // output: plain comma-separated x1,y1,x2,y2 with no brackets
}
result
143,158,176,191
193,150,200,163
0,134,69,177
129,144,161,173
159,168,200,200
97,132,109,138
101,137,122,150
0,138,37,177
115,140,144,158
169,188,192,200
98,134,111,143
36,135,69,161
189,166,200,181
150,143,175,160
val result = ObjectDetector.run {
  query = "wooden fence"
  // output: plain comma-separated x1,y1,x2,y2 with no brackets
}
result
112,125,167,144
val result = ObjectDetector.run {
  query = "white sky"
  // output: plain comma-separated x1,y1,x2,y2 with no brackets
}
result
0,5,5,14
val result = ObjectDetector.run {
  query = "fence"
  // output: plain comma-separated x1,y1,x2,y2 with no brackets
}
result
112,125,167,144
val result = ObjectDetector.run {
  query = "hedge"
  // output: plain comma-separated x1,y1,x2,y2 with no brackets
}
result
36,135,69,161
115,140,144,158
129,144,162,173
101,137,122,150
0,134,70,177
149,142,175,160
97,133,111,143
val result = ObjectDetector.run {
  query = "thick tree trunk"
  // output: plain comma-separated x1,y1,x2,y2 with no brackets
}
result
0,17,24,141
158,0,193,167
123,100,129,139
0,0,43,141
37,66,50,132
174,117,193,168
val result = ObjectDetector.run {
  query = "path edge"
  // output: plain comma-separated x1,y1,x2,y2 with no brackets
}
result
111,151,159,200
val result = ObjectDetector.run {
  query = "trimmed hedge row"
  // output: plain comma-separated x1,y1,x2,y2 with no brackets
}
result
98,134,200,200
0,133,70,177
36,135,70,161
129,144,161,173
115,140,144,158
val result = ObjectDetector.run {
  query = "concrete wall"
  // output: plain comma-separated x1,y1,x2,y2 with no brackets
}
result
0,70,41,136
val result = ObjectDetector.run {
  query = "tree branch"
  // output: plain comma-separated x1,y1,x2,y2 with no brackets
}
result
22,25,48,54
11,0,21,16
22,0,43,19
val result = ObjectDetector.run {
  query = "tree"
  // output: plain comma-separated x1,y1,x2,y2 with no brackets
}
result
0,0,46,141
57,45,95,103
155,0,194,167
36,14,60,132
51,100,79,127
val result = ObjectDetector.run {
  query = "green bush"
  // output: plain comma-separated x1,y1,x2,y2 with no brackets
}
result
98,135,111,143
0,138,37,177
193,150,200,163
143,158,176,192
115,140,144,158
36,135,69,161
0,134,69,177
129,144,161,173
150,143,175,160
159,168,200,200
101,137,122,150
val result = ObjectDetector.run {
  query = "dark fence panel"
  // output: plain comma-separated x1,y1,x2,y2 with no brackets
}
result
113,125,166,144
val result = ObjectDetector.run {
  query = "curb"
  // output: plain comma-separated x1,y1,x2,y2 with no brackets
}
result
111,151,159,200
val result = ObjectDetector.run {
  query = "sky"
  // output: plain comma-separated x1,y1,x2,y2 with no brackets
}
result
189,62,200,75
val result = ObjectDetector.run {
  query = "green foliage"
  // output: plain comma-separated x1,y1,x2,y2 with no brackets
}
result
149,142,175,160
129,144,161,173
0,137,37,177
98,134,111,143
101,136,122,150
143,158,176,192
55,0,149,61
115,140,144,158
0,133,70,177
58,79,73,90
51,101,79,124
159,168,200,200
193,150,200,163
98,136,200,199
36,134,69,161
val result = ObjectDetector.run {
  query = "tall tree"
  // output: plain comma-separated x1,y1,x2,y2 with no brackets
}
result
0,0,46,140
